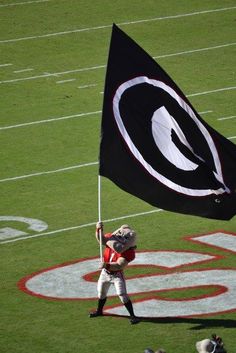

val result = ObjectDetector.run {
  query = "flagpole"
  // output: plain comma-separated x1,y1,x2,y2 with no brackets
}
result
98,174,103,261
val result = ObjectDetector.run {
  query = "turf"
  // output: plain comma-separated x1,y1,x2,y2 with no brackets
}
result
0,1,236,352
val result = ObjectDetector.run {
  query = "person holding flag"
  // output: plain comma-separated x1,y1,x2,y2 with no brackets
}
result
89,221,140,325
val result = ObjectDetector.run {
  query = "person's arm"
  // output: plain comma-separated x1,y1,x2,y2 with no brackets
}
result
100,256,129,271
95,222,107,245
106,238,134,253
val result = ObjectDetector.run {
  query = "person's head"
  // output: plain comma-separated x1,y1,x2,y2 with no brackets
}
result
144,348,166,353
144,349,154,353
196,339,216,353
196,336,227,353
112,224,137,247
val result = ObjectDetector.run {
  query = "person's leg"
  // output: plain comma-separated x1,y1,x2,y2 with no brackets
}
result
89,269,111,317
114,272,140,324
120,295,140,324
89,297,107,317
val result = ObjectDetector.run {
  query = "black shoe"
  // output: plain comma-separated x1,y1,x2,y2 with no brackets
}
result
89,310,103,318
130,316,140,325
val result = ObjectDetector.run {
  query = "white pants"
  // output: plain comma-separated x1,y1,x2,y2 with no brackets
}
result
97,268,128,302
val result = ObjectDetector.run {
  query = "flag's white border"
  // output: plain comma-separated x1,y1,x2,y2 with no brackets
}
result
112,76,229,196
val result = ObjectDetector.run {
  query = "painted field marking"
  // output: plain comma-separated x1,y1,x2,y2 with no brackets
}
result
0,63,12,67
0,107,234,186
0,6,235,43
43,71,60,77
218,115,236,121
0,110,102,130
0,0,50,7
0,42,235,84
153,42,236,59
119,6,236,25
0,65,105,84
77,83,98,89
186,231,236,253
19,252,219,300
14,68,34,73
0,216,48,241
187,86,236,97
195,110,213,114
0,162,98,183
0,209,162,244
107,269,236,317
56,79,76,84
17,231,236,318
0,108,211,131
1,134,235,184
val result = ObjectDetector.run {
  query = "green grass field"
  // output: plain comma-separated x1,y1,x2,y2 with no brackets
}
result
1,1,236,352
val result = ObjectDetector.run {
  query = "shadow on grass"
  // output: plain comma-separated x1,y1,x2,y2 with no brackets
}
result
105,314,236,330
140,317,236,330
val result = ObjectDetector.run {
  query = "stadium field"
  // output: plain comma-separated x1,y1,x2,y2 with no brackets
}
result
0,1,236,352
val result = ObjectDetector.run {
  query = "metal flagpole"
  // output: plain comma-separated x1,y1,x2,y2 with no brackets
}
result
98,174,103,261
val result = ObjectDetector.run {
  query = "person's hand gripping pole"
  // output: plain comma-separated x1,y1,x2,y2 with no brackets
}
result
96,221,104,261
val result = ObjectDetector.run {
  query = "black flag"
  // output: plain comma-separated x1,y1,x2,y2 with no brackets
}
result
99,24,236,220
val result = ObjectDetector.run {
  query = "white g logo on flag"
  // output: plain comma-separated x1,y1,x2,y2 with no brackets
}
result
112,76,229,196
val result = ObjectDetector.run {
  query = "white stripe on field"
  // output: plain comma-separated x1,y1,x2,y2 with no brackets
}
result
1,130,235,184
217,115,236,121
187,86,236,97
0,209,162,244
0,162,98,183
0,136,235,183
0,42,235,84
0,63,12,67
0,110,210,131
56,79,76,84
0,0,50,7
154,42,236,59
0,110,102,130
0,6,235,43
14,68,34,73
0,65,105,84
198,111,213,115
77,83,98,89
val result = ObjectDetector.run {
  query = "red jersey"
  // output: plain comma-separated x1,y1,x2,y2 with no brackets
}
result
103,233,135,265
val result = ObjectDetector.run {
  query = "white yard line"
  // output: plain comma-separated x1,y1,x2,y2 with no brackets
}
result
1,42,235,85
0,108,233,184
228,136,236,140
0,63,12,67
187,86,236,97
0,110,102,130
0,110,210,131
77,83,98,89
217,115,236,121
154,42,236,59
198,111,213,115
0,209,163,244
0,85,234,132
14,68,34,73
0,6,235,43
0,65,105,84
56,78,76,84
0,0,50,7
0,162,98,183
